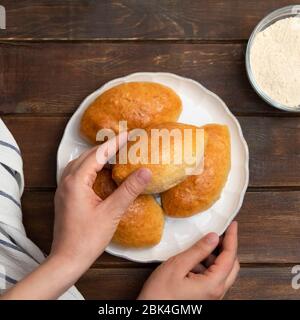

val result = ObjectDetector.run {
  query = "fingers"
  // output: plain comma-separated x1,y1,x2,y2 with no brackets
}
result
60,146,99,180
102,168,152,218
61,132,128,184
191,263,206,274
78,131,128,177
191,253,217,274
95,131,128,167
205,221,238,284
219,258,240,300
224,258,240,291
169,233,219,276
203,254,216,269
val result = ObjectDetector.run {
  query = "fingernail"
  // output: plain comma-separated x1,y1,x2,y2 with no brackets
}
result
136,168,152,184
205,232,219,245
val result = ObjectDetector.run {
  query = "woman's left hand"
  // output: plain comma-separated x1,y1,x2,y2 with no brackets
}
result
1,132,152,300
51,132,152,272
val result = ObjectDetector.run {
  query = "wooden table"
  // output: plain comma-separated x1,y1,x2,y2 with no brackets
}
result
1,0,300,299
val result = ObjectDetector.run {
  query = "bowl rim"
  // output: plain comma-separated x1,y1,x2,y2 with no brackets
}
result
246,4,300,113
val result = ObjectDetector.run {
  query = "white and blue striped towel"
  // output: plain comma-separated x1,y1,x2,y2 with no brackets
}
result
0,118,83,299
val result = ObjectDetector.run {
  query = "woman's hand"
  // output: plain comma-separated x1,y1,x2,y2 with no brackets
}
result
2,131,238,300
138,222,239,300
1,133,152,300
51,132,152,272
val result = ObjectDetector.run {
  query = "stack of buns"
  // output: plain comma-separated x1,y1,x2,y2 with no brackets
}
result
80,82,231,248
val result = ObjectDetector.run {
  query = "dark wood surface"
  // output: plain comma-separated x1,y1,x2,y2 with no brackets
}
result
1,0,300,299
76,267,299,300
0,42,299,116
0,0,299,40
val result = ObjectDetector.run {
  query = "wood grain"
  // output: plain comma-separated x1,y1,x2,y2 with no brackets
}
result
0,0,299,301
76,266,298,300
0,0,298,40
2,116,300,188
238,191,300,263
22,191,300,264
0,42,291,116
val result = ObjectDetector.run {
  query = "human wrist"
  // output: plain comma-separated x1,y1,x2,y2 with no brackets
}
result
1,253,86,300
46,251,87,281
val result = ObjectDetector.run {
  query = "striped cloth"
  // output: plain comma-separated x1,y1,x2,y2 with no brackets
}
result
0,118,83,299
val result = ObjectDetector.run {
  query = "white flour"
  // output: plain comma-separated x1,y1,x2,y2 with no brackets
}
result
250,17,300,107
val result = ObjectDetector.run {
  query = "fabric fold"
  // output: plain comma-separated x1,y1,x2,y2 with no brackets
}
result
0,118,83,300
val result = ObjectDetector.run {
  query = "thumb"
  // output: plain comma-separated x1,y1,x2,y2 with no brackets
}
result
171,233,219,276
102,168,152,218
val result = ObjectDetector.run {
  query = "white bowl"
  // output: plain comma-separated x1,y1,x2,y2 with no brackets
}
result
57,72,249,263
246,5,300,112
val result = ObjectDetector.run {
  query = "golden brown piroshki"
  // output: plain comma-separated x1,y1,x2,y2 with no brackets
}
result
93,168,164,247
161,124,231,217
112,122,205,194
80,82,182,144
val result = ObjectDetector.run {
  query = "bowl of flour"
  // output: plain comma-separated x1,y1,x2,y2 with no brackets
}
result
246,5,300,112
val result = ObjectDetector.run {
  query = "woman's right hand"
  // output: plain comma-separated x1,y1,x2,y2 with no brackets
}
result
138,222,239,300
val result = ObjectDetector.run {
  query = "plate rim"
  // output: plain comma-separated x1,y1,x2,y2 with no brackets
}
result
57,72,249,263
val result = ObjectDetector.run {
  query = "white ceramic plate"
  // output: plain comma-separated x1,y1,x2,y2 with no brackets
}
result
57,72,249,263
